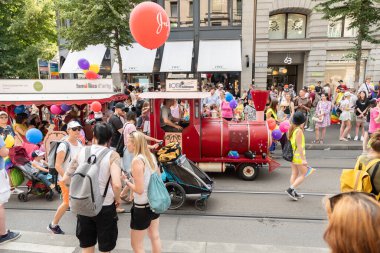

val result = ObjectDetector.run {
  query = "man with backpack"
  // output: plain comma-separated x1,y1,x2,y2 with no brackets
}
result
63,123,122,253
47,121,83,234
108,102,126,150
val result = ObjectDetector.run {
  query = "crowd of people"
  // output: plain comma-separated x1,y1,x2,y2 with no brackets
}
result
0,81,380,252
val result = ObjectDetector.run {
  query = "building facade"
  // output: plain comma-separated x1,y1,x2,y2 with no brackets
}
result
58,0,380,93
253,0,380,91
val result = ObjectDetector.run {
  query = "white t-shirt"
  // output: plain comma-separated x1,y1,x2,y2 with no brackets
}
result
57,140,83,180
358,83,374,97
74,145,119,206
349,94,358,112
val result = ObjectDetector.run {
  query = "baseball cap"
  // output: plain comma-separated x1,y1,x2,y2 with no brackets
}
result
67,121,82,129
94,112,103,119
115,102,126,110
32,150,45,158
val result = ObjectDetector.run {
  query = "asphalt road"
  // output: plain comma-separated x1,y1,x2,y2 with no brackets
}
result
2,150,360,252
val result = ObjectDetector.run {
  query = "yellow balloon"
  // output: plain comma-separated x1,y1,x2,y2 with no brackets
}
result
83,70,89,74
4,135,15,148
89,64,100,74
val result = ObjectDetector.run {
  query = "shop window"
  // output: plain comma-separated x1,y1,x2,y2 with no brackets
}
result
189,1,193,17
200,0,242,27
327,17,358,38
269,13,307,39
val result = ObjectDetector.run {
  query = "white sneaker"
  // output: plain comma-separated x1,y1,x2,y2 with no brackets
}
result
360,136,364,141
11,188,24,195
305,128,314,132
354,136,358,141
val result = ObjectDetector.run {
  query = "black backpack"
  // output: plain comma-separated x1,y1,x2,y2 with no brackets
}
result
282,141,293,162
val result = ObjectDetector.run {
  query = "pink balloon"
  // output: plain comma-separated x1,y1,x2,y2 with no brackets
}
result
50,105,62,115
279,120,290,133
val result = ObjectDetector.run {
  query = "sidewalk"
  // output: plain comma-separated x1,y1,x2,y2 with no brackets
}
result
303,124,362,150
0,231,329,253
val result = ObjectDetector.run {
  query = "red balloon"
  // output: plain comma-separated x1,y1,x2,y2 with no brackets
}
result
129,2,170,50
85,70,98,80
267,118,277,131
90,101,102,113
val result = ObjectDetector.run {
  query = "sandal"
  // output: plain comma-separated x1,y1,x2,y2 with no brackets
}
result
312,140,320,144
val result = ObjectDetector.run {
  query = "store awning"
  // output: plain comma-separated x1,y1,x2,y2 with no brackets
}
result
197,40,242,72
111,43,157,74
60,44,107,73
160,41,193,72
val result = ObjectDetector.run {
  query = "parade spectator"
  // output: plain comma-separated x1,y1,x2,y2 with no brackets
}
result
109,102,126,150
215,83,224,96
244,98,256,121
363,99,377,153
315,81,322,95
160,99,182,132
324,192,380,253
220,91,233,121
359,78,375,99
203,86,220,107
369,98,380,138
269,86,278,101
170,99,182,120
323,83,331,99
13,113,28,143
0,112,15,138
234,99,244,121
140,101,151,135
279,92,294,120
64,123,122,253
125,131,162,253
355,91,370,141
286,112,309,200
266,99,278,121
339,92,352,141
210,104,220,118
314,93,332,144
48,121,83,234
30,150,55,190
306,85,320,132
0,136,21,244
294,89,311,127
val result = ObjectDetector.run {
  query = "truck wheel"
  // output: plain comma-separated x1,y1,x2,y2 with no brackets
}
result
165,182,186,210
237,163,259,181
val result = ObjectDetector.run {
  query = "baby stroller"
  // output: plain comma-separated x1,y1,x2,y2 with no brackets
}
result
9,146,55,202
158,143,214,211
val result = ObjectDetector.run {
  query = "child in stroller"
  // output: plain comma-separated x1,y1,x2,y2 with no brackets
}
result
9,146,55,202
30,150,55,190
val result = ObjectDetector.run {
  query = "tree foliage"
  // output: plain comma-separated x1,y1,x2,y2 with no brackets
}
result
0,0,57,79
58,0,143,90
316,0,380,83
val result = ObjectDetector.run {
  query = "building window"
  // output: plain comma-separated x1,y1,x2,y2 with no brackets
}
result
328,17,358,38
269,13,307,39
165,0,193,28
200,0,242,27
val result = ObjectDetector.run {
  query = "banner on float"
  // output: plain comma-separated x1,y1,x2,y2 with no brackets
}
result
166,79,198,92
0,79,114,94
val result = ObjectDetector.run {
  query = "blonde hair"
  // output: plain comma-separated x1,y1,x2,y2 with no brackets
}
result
129,131,155,171
324,194,380,253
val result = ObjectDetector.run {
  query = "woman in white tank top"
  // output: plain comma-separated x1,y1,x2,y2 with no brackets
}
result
125,131,161,253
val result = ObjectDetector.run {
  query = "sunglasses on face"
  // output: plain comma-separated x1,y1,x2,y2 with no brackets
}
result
328,192,376,211
70,127,82,131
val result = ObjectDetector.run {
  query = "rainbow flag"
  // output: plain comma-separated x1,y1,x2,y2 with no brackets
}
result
331,107,340,124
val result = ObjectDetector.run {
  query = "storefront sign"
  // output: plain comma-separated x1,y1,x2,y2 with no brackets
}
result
50,62,60,79
0,79,113,94
284,56,292,64
166,79,198,92
164,133,183,149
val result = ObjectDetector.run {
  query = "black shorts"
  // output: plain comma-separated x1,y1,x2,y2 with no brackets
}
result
76,203,118,252
130,203,160,230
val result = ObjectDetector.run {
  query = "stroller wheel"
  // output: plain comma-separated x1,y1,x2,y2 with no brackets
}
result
45,191,54,201
195,199,207,211
165,182,186,210
18,193,28,202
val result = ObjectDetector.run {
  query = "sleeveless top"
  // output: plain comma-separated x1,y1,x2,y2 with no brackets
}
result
133,154,155,205
290,128,305,164
266,108,278,120
221,101,233,118
284,106,291,115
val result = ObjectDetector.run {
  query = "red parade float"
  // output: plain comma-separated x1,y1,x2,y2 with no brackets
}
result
140,90,279,180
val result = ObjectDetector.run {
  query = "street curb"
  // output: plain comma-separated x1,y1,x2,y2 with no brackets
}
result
305,144,362,150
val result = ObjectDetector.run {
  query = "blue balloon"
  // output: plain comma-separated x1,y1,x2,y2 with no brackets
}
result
14,105,25,114
272,129,283,141
60,104,71,112
225,92,233,102
26,129,43,144
229,99,238,109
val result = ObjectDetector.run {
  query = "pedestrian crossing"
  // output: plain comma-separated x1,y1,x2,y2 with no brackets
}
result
0,231,329,253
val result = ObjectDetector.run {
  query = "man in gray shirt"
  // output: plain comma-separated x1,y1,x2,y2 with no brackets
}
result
160,99,182,132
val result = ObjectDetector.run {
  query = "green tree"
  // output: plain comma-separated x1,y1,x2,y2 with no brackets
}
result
316,0,380,85
58,0,142,92
0,0,57,79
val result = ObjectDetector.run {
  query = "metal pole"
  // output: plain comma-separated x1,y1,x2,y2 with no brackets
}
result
37,58,41,79
252,0,257,85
